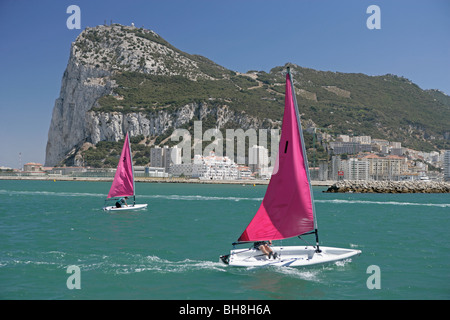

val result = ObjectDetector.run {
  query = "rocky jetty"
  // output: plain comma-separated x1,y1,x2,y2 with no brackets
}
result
325,180,450,193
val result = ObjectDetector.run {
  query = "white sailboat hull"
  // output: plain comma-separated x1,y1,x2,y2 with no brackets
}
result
103,204,148,212
220,246,361,267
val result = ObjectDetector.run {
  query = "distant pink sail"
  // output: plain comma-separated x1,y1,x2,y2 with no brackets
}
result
107,133,134,199
238,73,314,242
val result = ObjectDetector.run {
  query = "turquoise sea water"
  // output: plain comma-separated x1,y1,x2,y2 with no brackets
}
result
0,180,449,300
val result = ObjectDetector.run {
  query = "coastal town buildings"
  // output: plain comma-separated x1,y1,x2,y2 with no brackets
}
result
325,133,447,181
2,133,447,182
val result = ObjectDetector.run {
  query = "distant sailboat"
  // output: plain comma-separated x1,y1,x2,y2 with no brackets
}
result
220,68,361,267
102,133,148,212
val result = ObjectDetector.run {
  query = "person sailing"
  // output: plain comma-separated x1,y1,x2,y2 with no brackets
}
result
115,196,128,208
253,240,278,259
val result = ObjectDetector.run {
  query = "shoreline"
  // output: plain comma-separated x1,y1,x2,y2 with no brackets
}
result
0,175,335,186
3,175,448,192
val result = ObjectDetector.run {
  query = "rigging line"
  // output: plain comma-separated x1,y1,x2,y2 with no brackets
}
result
298,235,313,247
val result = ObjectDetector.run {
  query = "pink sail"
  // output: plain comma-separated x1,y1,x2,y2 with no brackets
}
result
238,73,314,242
107,133,134,199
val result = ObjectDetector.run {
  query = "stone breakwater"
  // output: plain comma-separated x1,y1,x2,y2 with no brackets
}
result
325,180,450,193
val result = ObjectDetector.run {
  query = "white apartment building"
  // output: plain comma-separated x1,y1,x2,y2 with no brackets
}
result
193,152,238,180
362,154,407,181
345,158,369,180
331,157,369,180
338,134,350,142
352,136,372,145
237,166,252,179
170,153,241,179
331,155,408,181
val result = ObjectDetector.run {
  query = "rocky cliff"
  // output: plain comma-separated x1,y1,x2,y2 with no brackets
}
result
46,24,449,167
45,24,254,166
45,47,113,166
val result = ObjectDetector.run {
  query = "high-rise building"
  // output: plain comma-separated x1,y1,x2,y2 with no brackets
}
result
150,146,181,172
150,147,164,168
163,146,181,172
249,145,269,177
444,150,450,182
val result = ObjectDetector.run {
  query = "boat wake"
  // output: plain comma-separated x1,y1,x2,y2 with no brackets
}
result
2,189,447,208
0,189,105,198
115,255,227,274
269,266,322,282
0,189,262,202
0,250,228,274
1,250,354,288
5,189,446,207
242,258,355,283
142,194,262,202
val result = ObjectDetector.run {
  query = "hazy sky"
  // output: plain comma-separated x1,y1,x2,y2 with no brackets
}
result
1,0,449,169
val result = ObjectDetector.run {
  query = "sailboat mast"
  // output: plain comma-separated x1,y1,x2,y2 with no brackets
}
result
127,132,136,204
287,67,320,251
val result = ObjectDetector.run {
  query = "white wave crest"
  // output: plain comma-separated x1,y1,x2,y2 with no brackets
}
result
113,255,227,274
0,189,105,198
0,189,262,202
143,194,262,201
272,266,322,282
